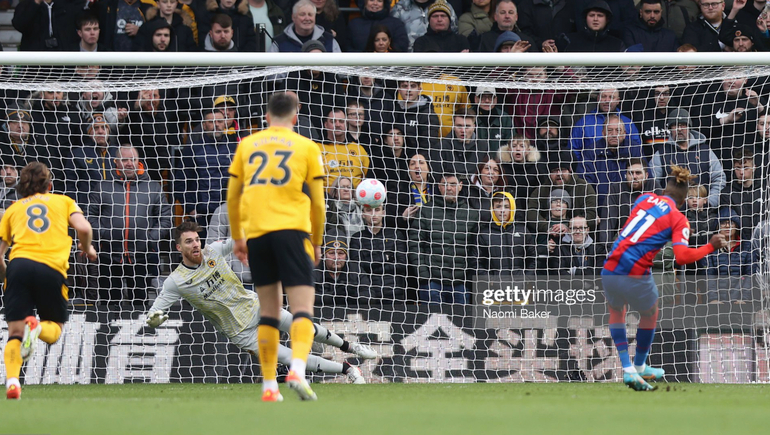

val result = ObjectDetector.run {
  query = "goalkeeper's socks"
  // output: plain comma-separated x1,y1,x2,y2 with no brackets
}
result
4,337,22,379
39,321,62,344
307,354,344,374
258,317,281,386
312,323,345,348
289,313,315,378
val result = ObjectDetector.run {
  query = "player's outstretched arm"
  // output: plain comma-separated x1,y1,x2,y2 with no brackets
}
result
145,278,182,328
673,234,728,266
69,212,97,261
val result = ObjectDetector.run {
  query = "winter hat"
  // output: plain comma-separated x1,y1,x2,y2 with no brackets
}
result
6,110,31,124
301,40,327,53
550,189,572,208
493,31,521,52
427,0,451,18
324,239,349,255
87,113,110,134
718,207,741,229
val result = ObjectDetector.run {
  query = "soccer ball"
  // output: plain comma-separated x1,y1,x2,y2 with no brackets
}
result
355,179,387,208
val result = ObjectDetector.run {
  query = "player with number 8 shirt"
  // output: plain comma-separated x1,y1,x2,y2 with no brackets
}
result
0,162,98,400
602,165,728,391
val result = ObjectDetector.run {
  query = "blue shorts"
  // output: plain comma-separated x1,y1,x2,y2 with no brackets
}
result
600,272,658,312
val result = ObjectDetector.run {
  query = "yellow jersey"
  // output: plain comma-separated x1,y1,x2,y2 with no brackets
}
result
318,141,370,188
229,126,325,240
421,75,469,138
0,193,82,277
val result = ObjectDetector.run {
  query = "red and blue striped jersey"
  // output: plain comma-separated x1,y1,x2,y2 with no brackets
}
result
603,193,690,276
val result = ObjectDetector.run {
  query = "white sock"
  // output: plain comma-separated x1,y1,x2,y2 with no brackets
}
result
635,364,646,373
263,379,278,392
6,378,20,389
290,359,307,378
623,366,638,374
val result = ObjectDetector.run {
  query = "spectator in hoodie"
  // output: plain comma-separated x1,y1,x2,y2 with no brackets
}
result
198,0,257,51
477,0,538,52
203,13,239,51
706,207,754,304
650,108,726,208
137,0,197,52
556,0,626,52
76,86,128,135
478,191,538,278
137,20,175,51
309,0,348,50
391,0,459,51
413,0,470,52
270,0,341,52
348,0,409,52
623,0,680,52
370,126,410,190
573,0,636,39
472,86,515,153
68,114,116,204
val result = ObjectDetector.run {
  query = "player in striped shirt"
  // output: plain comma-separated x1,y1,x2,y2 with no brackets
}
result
602,166,728,391
144,222,377,384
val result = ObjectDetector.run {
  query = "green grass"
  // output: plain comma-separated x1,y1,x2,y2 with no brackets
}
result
1,383,768,435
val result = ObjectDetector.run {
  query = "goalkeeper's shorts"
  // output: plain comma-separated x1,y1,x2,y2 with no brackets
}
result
247,230,314,288
4,258,69,323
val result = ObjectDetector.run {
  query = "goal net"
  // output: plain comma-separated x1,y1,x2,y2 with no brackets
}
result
0,54,768,384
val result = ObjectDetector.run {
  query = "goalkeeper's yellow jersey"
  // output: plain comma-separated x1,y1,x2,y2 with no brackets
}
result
0,193,82,278
149,240,259,338
229,126,325,240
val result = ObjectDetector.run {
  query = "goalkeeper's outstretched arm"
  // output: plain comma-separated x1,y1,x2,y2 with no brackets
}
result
673,234,728,266
145,278,183,328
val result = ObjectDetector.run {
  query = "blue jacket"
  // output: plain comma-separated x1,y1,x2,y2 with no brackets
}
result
579,137,642,205
570,108,642,169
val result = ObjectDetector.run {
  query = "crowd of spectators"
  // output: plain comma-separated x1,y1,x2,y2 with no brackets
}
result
0,0,768,309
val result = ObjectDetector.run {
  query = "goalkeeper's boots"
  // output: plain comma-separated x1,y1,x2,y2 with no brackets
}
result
286,370,318,401
6,379,21,400
346,365,366,384
261,389,284,402
638,365,665,381
623,372,657,391
21,316,41,363
350,342,378,360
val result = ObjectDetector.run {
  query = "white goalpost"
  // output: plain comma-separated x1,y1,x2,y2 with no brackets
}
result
0,52,767,384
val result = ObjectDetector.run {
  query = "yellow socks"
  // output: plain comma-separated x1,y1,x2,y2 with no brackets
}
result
39,321,62,344
289,314,314,377
4,338,22,380
257,320,280,388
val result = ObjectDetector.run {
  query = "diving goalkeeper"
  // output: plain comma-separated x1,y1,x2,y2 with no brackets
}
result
144,222,376,383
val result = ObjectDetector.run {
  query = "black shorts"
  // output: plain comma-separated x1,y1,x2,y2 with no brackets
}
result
3,258,69,323
247,230,314,288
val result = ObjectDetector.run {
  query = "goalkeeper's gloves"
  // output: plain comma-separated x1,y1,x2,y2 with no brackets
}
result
146,310,169,328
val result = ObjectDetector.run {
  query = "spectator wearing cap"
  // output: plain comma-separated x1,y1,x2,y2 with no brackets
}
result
534,116,567,154
706,207,754,304
197,0,257,51
682,0,735,52
408,172,480,305
622,0,679,52
12,0,79,51
719,20,764,52
269,0,341,52
651,108,725,207
570,88,641,173
136,0,197,52
476,0,537,52
473,86,514,153
555,0,626,52
348,202,409,304
526,151,598,236
0,110,46,170
203,13,239,51
347,0,409,52
68,113,117,204
413,1,470,52
493,30,529,52
315,239,359,307
391,0,459,51
213,94,245,138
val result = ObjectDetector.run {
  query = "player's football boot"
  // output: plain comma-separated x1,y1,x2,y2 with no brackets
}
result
623,372,657,391
349,342,378,360
637,365,665,381
346,365,366,384
20,316,41,363
261,389,284,402
6,379,21,400
286,370,318,401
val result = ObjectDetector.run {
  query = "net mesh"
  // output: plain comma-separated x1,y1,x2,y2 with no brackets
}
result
0,62,768,384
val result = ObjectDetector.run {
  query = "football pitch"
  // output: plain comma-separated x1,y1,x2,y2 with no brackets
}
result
1,383,768,435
